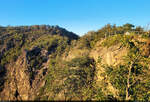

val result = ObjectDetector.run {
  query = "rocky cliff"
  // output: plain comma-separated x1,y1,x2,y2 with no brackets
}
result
0,24,150,101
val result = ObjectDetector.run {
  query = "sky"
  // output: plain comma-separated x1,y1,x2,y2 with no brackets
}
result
0,0,150,36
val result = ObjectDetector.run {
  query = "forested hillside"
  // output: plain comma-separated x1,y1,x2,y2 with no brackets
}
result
0,24,150,101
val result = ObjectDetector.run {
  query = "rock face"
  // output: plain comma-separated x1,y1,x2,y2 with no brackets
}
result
90,44,127,65
0,25,79,101
90,42,127,98
0,47,49,100
63,39,128,99
0,25,150,100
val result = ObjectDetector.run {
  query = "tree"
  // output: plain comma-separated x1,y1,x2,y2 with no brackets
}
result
104,37,150,101
135,26,144,32
123,40,150,101
123,23,135,31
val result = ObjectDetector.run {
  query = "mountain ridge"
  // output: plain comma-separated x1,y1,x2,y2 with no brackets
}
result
0,24,150,101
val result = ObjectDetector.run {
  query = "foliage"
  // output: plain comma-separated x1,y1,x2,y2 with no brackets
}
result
81,23,149,48
37,56,96,100
104,38,150,101
0,24,150,101
0,25,78,95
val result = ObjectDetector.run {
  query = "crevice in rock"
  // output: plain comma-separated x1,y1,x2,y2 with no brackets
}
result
0,65,6,92
42,68,47,76
14,90,19,98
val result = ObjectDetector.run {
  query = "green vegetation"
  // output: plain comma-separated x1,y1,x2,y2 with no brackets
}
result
0,24,150,101
37,56,96,100
102,35,150,101
81,23,150,49
0,25,78,94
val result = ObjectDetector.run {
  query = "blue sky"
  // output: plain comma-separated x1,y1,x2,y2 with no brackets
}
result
0,0,150,36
